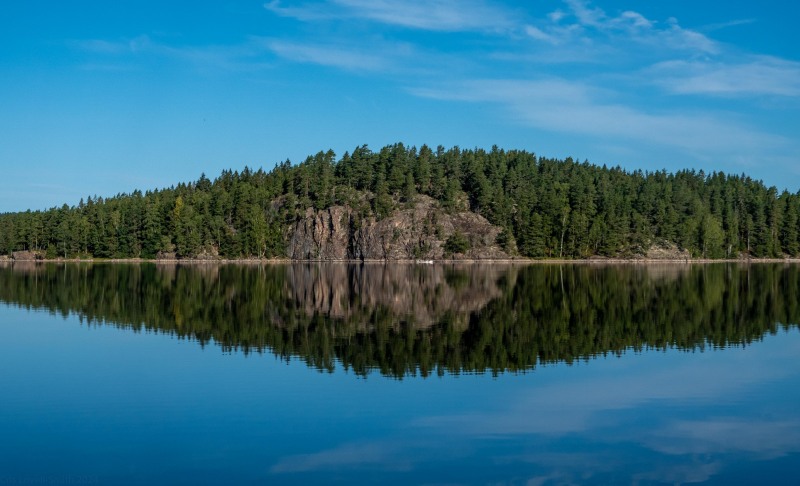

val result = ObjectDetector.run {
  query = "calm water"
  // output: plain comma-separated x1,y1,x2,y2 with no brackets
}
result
1,262,799,485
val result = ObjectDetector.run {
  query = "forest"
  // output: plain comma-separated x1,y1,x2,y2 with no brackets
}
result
0,262,796,377
1,143,798,259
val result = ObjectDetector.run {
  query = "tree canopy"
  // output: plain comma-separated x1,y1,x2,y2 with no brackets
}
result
0,262,796,378
2,143,799,259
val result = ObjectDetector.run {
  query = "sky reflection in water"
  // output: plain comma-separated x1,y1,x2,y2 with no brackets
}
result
0,262,799,484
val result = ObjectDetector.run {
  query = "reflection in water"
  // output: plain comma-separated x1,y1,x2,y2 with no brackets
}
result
0,262,798,377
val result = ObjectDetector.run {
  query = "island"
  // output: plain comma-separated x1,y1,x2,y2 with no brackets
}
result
1,143,798,261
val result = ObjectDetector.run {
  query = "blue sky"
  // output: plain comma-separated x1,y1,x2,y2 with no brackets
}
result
1,0,799,212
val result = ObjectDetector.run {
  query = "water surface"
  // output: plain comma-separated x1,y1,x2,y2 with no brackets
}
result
0,262,798,484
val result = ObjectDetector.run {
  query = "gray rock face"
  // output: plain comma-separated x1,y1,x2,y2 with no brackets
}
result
286,263,514,329
288,206,352,260
11,251,43,261
287,195,509,260
646,240,692,260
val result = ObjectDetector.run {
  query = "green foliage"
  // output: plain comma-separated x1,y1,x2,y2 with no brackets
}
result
1,143,799,260
0,263,797,378
496,227,516,254
444,230,470,255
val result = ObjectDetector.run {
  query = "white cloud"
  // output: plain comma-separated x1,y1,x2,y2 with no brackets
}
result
336,0,514,32
70,0,800,189
619,11,652,29
649,57,800,97
263,0,334,21
74,35,275,72
548,9,566,23
266,0,515,33
263,39,390,72
523,1,718,55
565,0,606,27
75,38,136,55
700,18,757,32
525,25,559,44
661,18,719,54
411,78,789,158
73,35,159,56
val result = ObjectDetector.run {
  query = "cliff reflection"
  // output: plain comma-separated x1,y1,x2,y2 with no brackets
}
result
287,264,506,330
0,262,798,377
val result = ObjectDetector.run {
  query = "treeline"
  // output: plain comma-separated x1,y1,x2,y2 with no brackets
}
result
1,143,799,259
0,263,796,377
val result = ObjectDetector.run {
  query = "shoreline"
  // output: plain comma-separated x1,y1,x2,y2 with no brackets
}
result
3,256,800,265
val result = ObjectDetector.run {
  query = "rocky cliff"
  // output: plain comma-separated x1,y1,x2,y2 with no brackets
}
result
286,263,513,330
288,195,509,260
11,251,44,261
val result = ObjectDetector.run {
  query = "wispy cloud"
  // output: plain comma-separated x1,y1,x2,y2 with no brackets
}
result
255,37,461,78
644,419,800,458
262,39,391,72
263,0,334,22
413,334,798,437
68,0,800,188
509,450,723,485
274,333,800,482
700,18,757,32
333,0,515,32
631,460,723,485
265,0,516,32
648,56,800,97
271,442,411,473
526,0,718,55
524,25,559,45
412,78,789,160
72,35,156,55
74,38,138,55
564,0,606,28
659,19,719,54
73,35,274,72
74,32,447,79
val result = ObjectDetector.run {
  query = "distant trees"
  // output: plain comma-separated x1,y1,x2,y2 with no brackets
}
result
0,262,797,377
1,143,800,260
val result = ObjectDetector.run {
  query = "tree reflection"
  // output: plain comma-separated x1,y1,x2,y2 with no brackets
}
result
0,262,797,378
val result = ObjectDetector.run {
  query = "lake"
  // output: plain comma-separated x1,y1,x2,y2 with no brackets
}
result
1,262,799,485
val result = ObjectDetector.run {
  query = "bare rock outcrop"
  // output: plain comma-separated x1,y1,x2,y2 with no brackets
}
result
646,240,691,260
289,206,352,260
288,195,509,260
11,250,44,261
